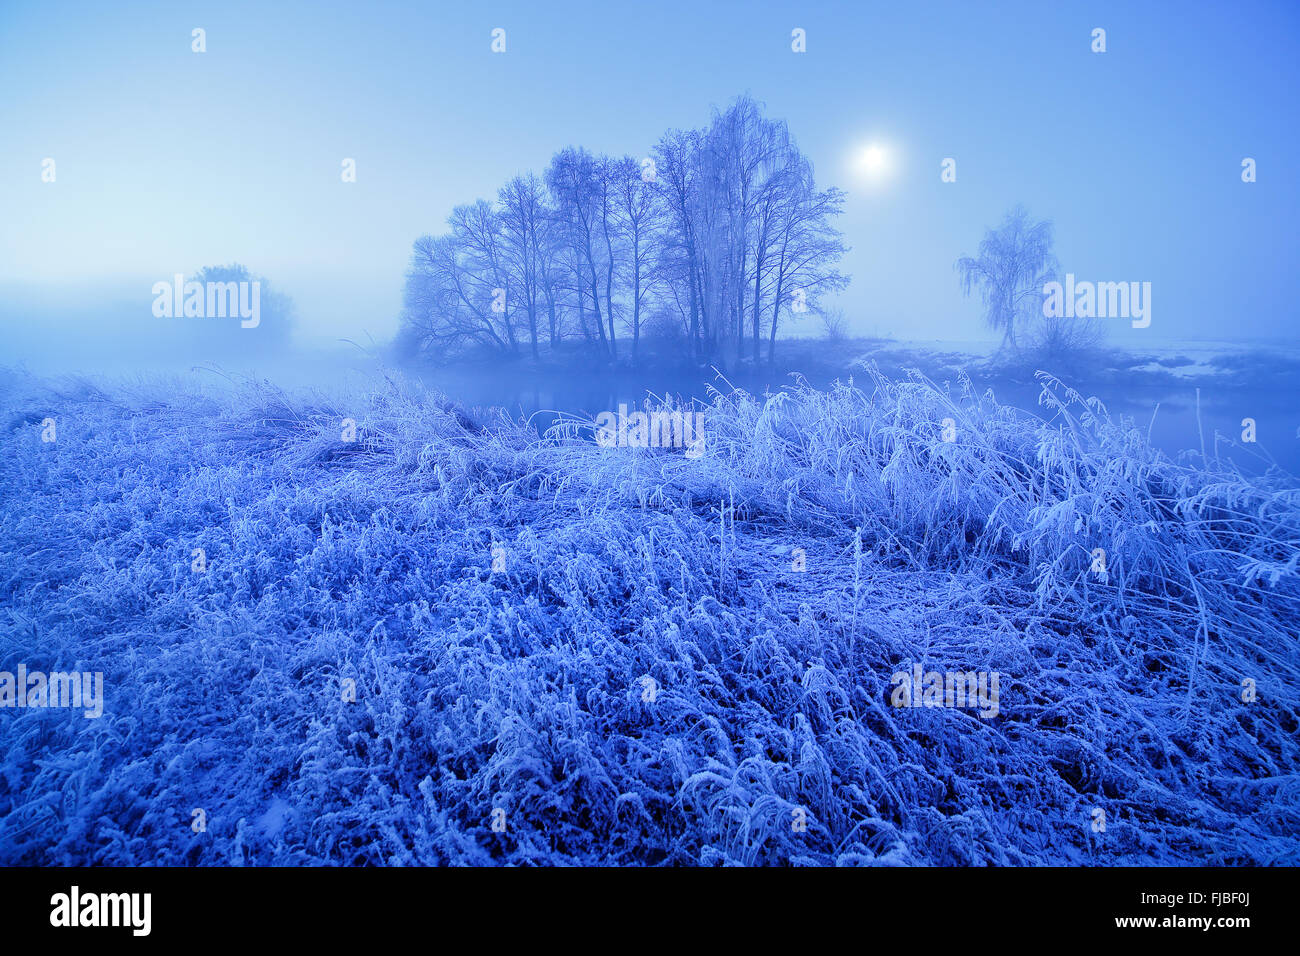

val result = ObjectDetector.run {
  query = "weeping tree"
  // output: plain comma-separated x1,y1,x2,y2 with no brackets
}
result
956,205,1058,351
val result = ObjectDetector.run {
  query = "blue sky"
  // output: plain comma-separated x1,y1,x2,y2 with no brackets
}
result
1,0,1297,347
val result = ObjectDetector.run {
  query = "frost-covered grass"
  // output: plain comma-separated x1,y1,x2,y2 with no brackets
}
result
1,366,1297,865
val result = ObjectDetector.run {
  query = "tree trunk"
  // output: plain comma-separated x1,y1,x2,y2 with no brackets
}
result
768,273,785,364
585,259,609,357
544,288,558,346
528,298,539,360
632,259,641,363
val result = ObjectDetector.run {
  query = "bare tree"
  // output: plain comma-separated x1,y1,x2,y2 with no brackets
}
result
710,95,791,363
402,233,508,355
546,147,611,357
449,199,518,353
595,155,621,359
537,210,565,348
399,95,849,367
956,205,1057,352
612,155,665,361
819,307,849,341
499,173,547,359
766,166,849,364
653,128,706,361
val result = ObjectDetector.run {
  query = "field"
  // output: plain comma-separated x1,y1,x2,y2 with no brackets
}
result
1,366,1297,865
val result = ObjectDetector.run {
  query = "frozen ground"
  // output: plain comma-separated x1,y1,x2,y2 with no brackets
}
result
0,366,1297,865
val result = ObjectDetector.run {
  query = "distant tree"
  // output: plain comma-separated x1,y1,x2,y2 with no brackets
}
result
651,127,706,359
402,234,505,355
188,263,294,353
956,206,1058,352
398,95,849,366
546,147,612,357
746,139,796,362
611,155,665,361
401,201,522,358
594,155,622,359
448,200,517,353
765,171,849,364
652,96,847,366
499,173,547,359
537,208,566,347
819,307,849,342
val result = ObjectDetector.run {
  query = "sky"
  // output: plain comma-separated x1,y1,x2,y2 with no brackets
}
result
1,0,1298,353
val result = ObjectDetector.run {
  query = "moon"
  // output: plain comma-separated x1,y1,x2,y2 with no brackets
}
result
859,144,888,175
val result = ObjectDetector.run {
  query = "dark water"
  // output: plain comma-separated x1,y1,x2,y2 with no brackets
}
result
991,379,1297,475
411,363,1300,477
12,345,1295,477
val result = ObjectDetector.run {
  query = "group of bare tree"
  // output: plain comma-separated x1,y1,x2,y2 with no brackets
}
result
399,96,849,366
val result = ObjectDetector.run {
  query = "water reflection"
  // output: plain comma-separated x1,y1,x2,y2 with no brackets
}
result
411,362,1299,476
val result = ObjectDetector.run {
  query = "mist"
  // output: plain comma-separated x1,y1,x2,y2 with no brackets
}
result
2,0,1298,878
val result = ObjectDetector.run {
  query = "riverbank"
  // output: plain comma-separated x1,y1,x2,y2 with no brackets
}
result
2,367,1296,864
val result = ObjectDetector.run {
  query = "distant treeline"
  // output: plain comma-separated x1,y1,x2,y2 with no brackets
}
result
399,95,849,366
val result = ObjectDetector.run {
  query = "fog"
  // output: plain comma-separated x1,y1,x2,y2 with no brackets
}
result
4,1,1299,354
3,0,1300,874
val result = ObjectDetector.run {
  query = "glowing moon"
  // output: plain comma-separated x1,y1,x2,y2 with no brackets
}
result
858,144,889,175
